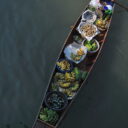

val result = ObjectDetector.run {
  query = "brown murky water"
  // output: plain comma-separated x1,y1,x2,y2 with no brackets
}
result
0,0,128,128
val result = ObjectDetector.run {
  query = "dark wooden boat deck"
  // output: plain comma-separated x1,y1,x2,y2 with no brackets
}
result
34,121,50,128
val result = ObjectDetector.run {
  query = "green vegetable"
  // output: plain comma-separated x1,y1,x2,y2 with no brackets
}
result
92,43,96,47
70,82,80,92
84,40,97,51
105,10,112,15
91,42,97,51
73,67,82,80
73,67,88,81
73,35,83,43
81,71,88,80
85,44,92,51
88,7,96,12
51,83,58,91
39,108,59,125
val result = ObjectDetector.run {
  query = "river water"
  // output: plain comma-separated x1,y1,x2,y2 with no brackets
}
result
0,0,128,128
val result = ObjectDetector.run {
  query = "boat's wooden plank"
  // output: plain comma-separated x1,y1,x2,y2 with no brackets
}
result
33,120,52,128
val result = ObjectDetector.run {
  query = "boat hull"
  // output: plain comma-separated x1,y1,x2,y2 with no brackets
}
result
33,1,115,128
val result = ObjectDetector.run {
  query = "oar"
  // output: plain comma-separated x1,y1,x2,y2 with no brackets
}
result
114,0,128,12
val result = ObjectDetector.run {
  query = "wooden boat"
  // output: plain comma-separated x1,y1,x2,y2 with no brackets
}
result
33,1,115,128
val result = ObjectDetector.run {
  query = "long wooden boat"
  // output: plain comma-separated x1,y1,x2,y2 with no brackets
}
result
33,0,115,128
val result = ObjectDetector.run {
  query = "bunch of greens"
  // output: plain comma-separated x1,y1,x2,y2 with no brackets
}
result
73,67,88,81
39,108,59,125
84,40,97,51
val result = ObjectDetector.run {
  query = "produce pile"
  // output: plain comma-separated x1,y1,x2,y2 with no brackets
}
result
38,0,114,126
78,22,98,38
39,108,59,125
84,40,99,52
71,48,85,61
56,60,71,72
51,67,88,99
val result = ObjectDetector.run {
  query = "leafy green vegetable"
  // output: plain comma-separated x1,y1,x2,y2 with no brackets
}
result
39,108,59,125
73,35,83,43
81,71,88,80
73,67,82,80
73,67,88,81
85,44,92,51
84,40,97,51
51,83,58,91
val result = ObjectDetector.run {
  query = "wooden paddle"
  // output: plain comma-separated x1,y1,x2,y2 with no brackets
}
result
113,0,128,12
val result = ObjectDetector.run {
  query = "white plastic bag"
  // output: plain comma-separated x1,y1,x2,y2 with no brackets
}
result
64,42,87,64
